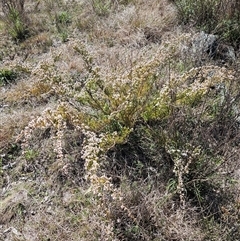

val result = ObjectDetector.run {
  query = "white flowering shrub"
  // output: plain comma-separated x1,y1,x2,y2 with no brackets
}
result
14,35,239,240
1,1,240,240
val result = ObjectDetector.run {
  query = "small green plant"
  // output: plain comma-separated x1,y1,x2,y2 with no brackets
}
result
7,7,28,40
24,149,38,161
1,0,29,41
55,11,71,25
59,30,68,42
0,69,17,85
91,0,112,16
55,11,71,42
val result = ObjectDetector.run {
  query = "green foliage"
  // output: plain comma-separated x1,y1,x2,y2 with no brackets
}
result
55,11,71,25
1,0,29,41
175,0,218,26
0,68,17,85
55,11,71,42
7,7,28,40
175,0,240,45
24,149,38,161
91,0,112,16
216,17,240,44
73,45,221,137
73,45,160,133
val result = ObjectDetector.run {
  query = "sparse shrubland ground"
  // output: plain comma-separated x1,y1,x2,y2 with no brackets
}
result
0,0,240,240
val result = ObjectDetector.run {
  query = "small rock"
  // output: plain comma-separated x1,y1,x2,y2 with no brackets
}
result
11,227,22,236
214,43,236,62
3,227,23,236
190,31,236,63
192,31,218,56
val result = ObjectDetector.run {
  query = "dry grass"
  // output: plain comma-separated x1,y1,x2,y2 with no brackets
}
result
0,1,239,241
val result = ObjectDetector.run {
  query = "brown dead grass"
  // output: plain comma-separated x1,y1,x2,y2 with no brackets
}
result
0,1,239,241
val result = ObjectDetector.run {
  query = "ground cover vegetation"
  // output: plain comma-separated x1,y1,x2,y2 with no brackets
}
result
174,0,240,46
0,0,240,240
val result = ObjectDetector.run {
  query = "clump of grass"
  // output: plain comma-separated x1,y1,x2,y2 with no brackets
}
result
0,68,17,85
175,0,240,45
1,0,29,41
55,11,72,42
91,0,113,16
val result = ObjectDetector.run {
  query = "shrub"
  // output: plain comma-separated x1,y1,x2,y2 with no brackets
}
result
15,37,239,240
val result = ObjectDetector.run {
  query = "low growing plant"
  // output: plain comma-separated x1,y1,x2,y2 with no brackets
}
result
1,0,29,41
55,11,71,42
91,0,113,16
0,68,17,85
